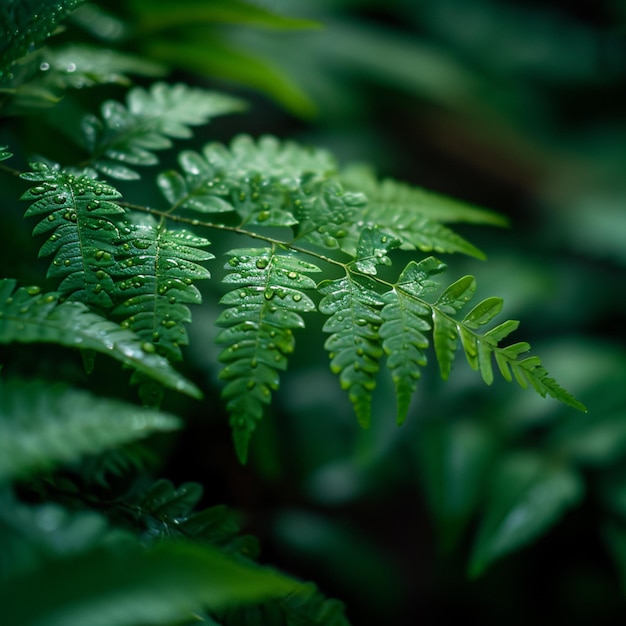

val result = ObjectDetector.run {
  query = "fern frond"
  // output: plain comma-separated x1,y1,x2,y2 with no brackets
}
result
0,539,300,626
216,247,320,462
128,479,258,556
81,82,246,179
0,145,12,161
420,275,587,411
21,162,125,308
0,0,85,78
319,274,385,428
380,257,446,423
0,279,201,398
341,164,508,226
112,213,213,361
158,134,350,229
0,378,180,482
339,165,508,259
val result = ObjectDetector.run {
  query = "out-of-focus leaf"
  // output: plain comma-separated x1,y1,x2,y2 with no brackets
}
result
143,36,317,118
0,540,299,626
469,452,584,576
416,419,498,551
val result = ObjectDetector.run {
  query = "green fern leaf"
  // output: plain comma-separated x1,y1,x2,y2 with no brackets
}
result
217,247,320,462
21,162,125,308
112,213,213,361
0,0,85,79
421,274,586,410
432,275,477,379
159,135,349,230
341,164,507,226
0,279,201,398
0,145,12,161
339,165,507,259
0,378,180,482
353,226,400,275
381,257,446,423
319,275,384,428
0,539,300,626
81,82,246,179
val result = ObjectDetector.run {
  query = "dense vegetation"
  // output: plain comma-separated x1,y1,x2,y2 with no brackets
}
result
1,1,624,624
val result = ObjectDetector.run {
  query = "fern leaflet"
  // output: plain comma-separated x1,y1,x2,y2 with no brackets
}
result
380,257,446,423
0,279,201,398
0,145,12,161
21,162,125,309
81,82,245,179
157,134,360,232
318,274,385,428
217,247,320,462
0,378,180,482
112,213,213,361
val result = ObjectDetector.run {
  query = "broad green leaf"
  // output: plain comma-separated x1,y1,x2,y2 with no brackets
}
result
143,36,316,118
0,378,180,482
469,452,584,577
0,539,300,626
0,279,201,398
128,0,321,32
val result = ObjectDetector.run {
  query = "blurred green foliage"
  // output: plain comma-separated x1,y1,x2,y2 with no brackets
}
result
1,1,625,625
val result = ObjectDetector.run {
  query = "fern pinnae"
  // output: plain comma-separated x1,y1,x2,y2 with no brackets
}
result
0,377,180,482
0,278,201,398
319,273,385,428
21,162,125,309
112,213,213,361
0,146,12,161
81,82,245,179
216,247,320,462
380,257,446,423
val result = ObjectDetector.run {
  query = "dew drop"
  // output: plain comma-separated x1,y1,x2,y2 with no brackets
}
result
47,215,56,222
141,342,156,353
26,286,41,296
257,210,270,222
255,258,269,269
54,194,67,204
292,293,302,302
264,289,275,300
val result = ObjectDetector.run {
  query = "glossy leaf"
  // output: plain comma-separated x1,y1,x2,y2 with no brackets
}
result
0,145,12,161
0,279,201,398
0,378,180,482
469,453,584,577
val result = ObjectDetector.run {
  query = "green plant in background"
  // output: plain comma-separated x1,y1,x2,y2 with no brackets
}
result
3,1,622,624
